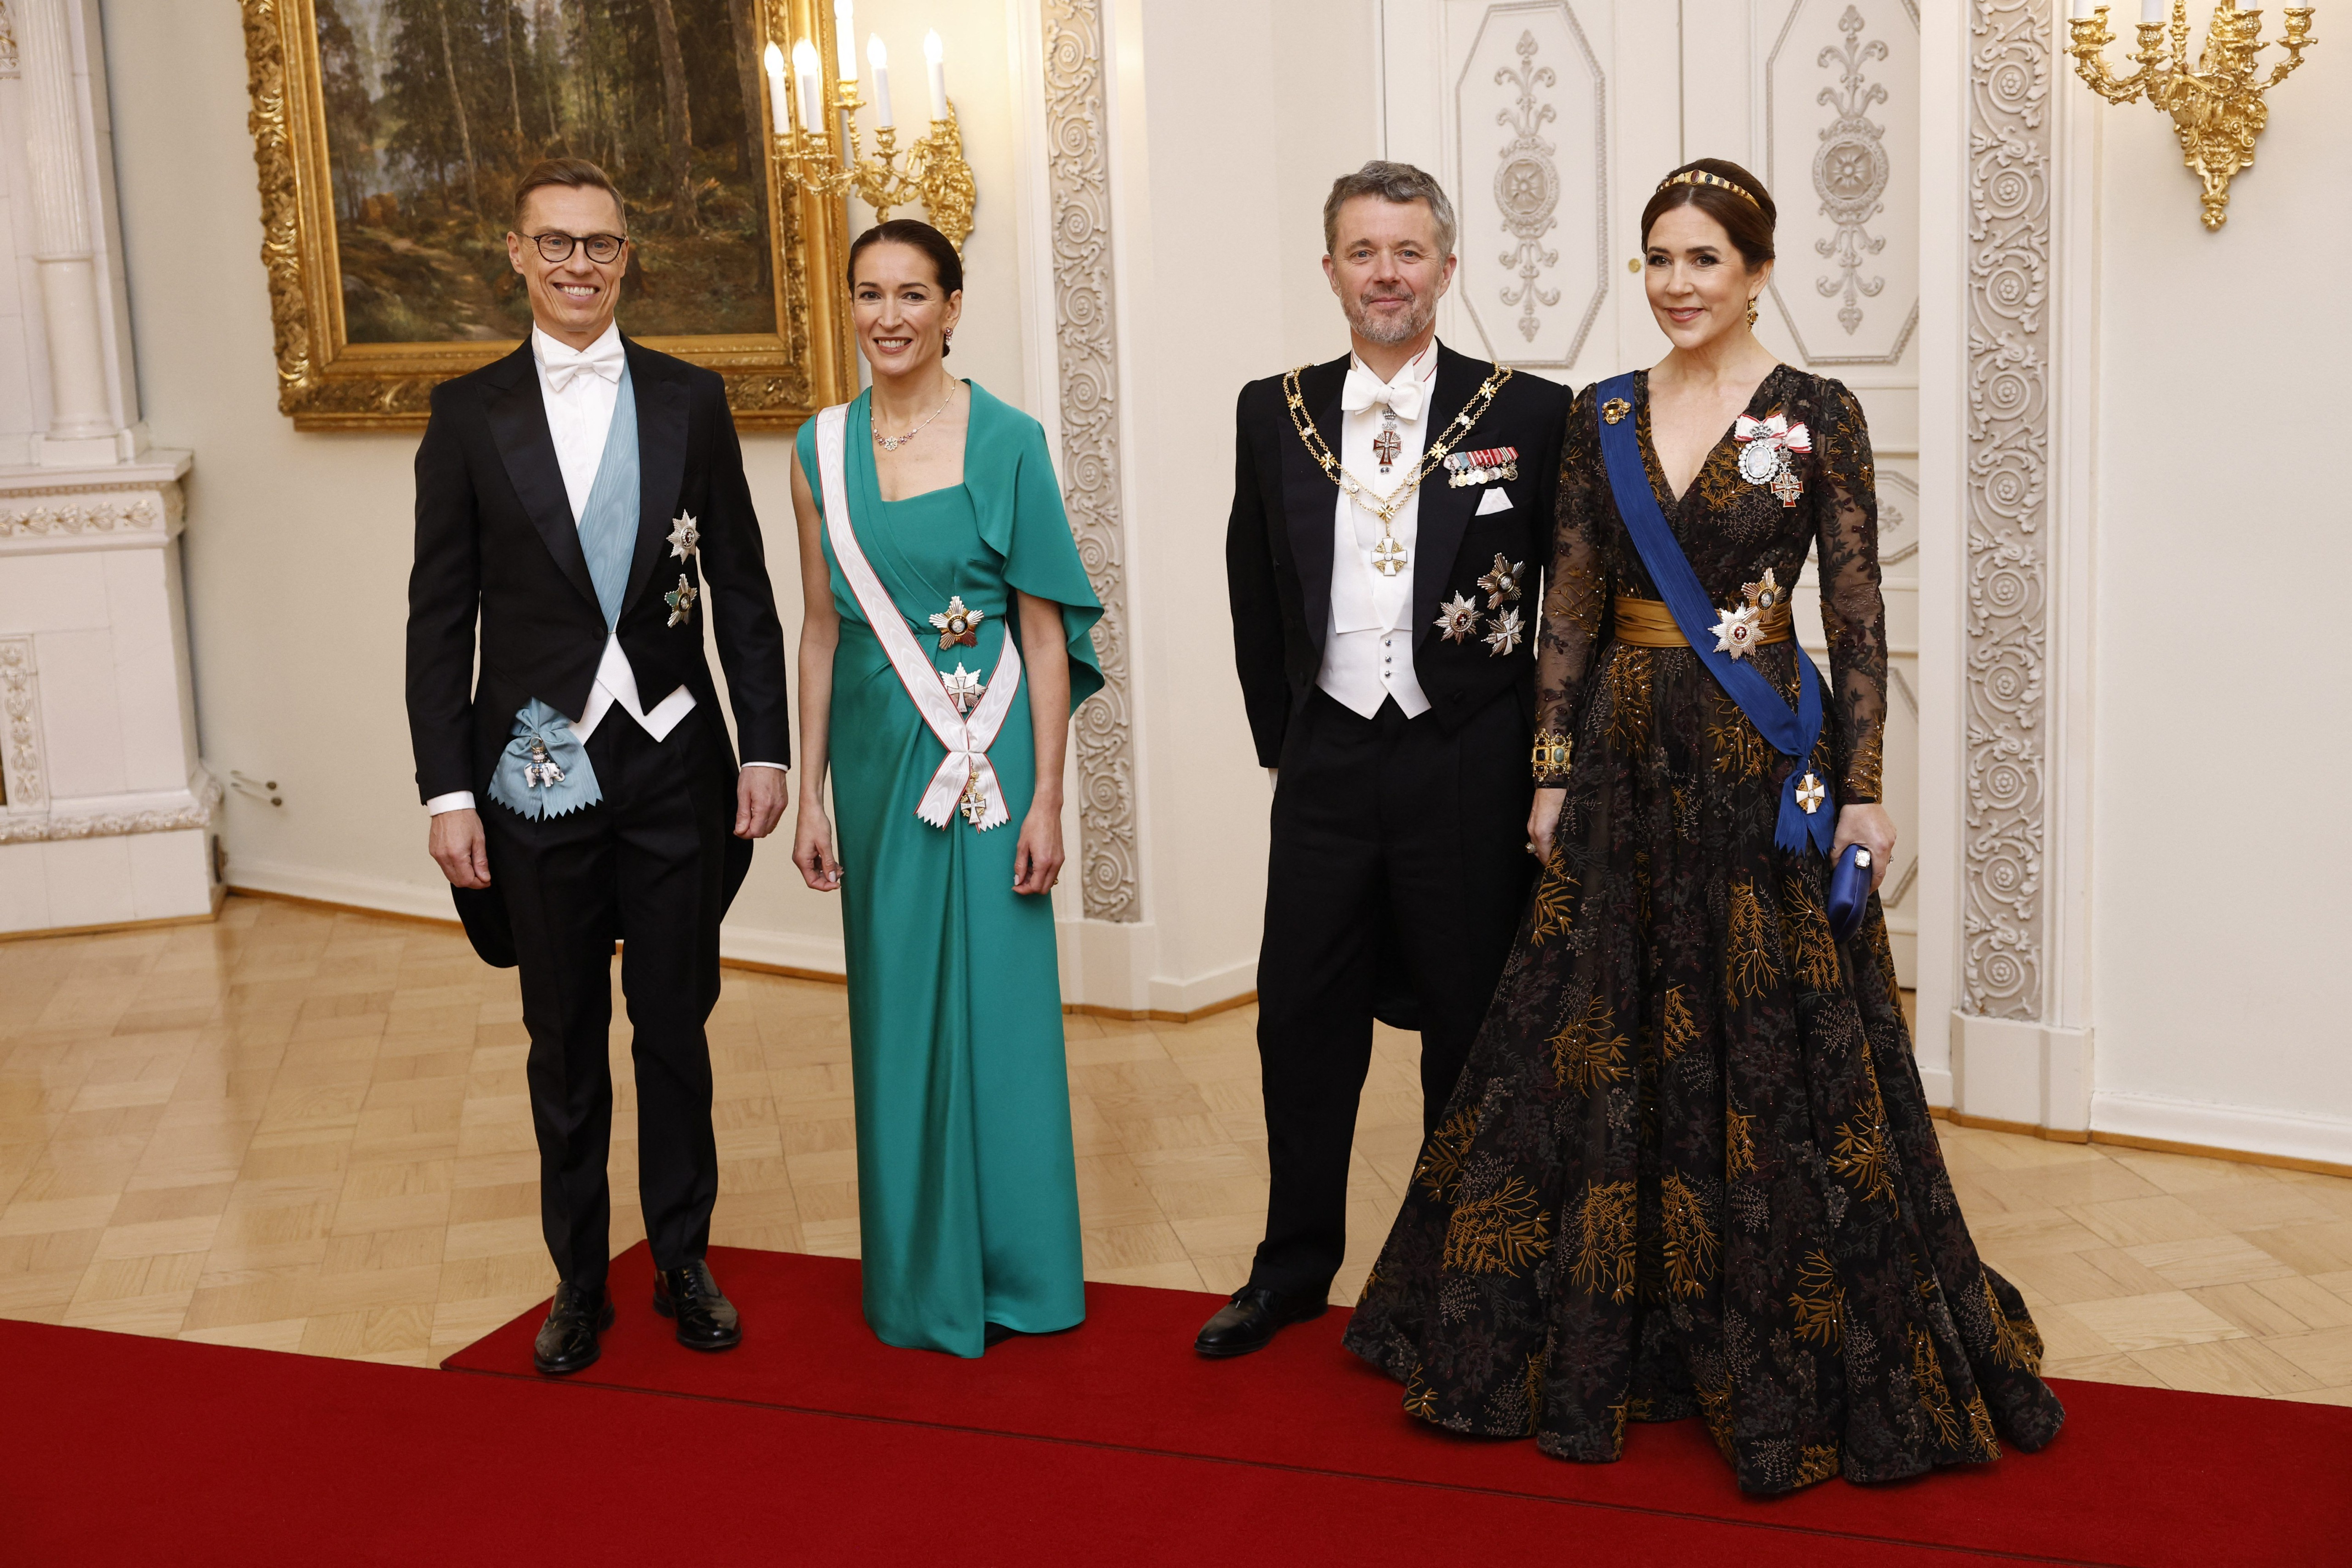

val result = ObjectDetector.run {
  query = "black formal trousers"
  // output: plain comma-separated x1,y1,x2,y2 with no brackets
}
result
1249,688,1536,1300
480,705,730,1292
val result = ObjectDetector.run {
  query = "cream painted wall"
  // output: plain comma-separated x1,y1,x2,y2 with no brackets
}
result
2085,76,2352,1147
95,0,1028,973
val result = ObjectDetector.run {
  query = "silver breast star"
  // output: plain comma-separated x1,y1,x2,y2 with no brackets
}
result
667,513,700,561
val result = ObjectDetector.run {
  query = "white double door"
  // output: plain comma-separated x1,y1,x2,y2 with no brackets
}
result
1379,0,1923,983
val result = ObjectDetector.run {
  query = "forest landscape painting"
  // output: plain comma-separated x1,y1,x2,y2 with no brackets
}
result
313,0,777,344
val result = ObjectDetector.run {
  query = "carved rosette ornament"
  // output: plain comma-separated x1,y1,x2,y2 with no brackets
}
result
1963,0,2052,1019
1042,0,1139,923
1493,31,1562,344
1814,6,1892,334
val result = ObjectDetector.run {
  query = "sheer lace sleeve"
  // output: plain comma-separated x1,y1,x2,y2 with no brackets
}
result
1811,379,1888,804
1534,387,1609,787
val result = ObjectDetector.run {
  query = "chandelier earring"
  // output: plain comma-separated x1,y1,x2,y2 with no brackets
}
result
1746,297,1759,328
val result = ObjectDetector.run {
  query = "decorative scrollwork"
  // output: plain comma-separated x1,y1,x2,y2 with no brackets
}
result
1815,6,1891,334
1963,0,2051,1019
0,773,224,844
0,637,43,811
1493,31,1562,345
1043,0,1138,923
0,497,160,538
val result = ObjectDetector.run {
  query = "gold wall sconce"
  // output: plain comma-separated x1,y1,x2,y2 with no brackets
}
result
763,1,976,251
2066,1,2318,230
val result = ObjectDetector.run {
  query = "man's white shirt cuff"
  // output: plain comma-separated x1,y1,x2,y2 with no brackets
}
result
426,792,475,815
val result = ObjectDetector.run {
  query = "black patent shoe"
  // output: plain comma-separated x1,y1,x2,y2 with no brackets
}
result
1193,1285,1327,1359
653,1258,742,1351
532,1282,614,1376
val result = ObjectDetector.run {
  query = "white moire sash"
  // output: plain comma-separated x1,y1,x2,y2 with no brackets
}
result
814,404,1023,830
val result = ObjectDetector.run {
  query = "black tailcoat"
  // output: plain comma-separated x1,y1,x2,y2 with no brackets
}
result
1223,340,1570,1301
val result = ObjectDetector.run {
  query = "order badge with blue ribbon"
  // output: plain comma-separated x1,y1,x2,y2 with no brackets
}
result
485,700,601,820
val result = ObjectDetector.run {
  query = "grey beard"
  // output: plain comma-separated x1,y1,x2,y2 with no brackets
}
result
1347,295,1435,345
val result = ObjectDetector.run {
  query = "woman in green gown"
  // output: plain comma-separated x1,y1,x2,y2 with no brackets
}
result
787,221,1103,1358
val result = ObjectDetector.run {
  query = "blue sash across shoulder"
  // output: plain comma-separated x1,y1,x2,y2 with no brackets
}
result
1593,371,1833,857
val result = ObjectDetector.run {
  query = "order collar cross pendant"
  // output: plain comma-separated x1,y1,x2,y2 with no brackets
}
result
1373,425,1402,473
1371,535,1409,577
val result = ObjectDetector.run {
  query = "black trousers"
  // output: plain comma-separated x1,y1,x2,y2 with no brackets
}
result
481,706,730,1292
1249,689,1535,1299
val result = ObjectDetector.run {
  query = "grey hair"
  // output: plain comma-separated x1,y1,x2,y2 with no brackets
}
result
1321,161,1458,259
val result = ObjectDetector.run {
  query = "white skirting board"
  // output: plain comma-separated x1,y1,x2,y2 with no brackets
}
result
2092,1092,2352,1171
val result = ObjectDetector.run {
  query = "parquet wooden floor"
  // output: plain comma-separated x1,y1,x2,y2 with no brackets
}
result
5,896,2351,1404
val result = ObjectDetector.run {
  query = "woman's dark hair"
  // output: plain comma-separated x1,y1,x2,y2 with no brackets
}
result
846,219,964,355
1640,158,1775,271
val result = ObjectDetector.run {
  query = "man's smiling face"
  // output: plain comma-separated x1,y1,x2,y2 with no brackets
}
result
508,183,629,349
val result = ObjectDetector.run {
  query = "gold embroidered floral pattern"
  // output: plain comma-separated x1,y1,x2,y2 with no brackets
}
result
1985,1275,2046,1374
1403,1364,1437,1420
1790,1250,1846,1346
1779,872,1842,992
1911,1325,1963,1448
1606,647,1653,755
1527,868,1577,947
1661,984,1696,1062
1659,1173,1719,1298
1695,1368,1737,1462
1568,1180,1638,1302
1550,993,1630,1094
1724,877,1780,1005
1523,1346,1550,1424
1414,1104,1480,1203
1443,1177,1551,1275
1724,1104,1759,1179
1707,691,1775,783
1830,1113,1896,1205
1795,1444,1841,1487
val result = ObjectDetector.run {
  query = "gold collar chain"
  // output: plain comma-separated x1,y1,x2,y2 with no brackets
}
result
1283,361,1513,528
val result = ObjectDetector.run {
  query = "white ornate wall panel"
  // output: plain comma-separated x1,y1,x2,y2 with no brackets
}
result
1758,0,1919,365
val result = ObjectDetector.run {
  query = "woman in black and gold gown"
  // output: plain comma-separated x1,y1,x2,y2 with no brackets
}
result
1343,160,2065,1494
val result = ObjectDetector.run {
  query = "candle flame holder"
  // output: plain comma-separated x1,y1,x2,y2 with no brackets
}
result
775,79,975,252
2067,1,2318,230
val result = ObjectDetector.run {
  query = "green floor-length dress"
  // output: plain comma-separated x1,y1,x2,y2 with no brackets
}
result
798,382,1103,1358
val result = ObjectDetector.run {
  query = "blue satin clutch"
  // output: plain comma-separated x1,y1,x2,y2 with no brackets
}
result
1827,844,1872,944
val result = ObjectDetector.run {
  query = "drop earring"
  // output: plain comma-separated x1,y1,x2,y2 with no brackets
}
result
1746,298,1759,327
943,327,955,343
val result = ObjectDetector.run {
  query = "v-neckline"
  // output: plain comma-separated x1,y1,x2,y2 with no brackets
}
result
1639,364,1785,508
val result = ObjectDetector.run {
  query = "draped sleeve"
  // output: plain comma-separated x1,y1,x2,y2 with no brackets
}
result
1533,384,1610,785
964,381,1106,713
1809,378,1888,804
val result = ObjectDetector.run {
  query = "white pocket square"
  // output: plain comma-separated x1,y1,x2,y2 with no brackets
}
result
1475,487,1515,515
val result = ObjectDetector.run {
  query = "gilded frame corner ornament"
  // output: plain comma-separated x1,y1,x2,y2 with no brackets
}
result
236,0,857,432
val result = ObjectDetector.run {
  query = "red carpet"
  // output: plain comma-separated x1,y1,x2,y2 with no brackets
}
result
438,1243,2352,1568
17,1317,1990,1566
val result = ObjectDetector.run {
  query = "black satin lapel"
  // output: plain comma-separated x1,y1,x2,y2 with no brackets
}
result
1281,358,1346,650
622,351,690,618
485,351,600,615
1410,348,1486,646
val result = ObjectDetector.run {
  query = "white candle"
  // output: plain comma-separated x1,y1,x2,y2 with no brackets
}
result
792,39,823,133
2140,0,2168,23
867,34,893,130
834,0,858,83
763,43,790,135
924,30,947,121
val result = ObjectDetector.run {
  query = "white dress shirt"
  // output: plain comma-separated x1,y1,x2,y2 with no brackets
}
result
425,323,780,816
1317,340,1437,720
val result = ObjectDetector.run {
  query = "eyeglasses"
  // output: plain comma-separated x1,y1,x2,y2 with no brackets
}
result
523,230,627,265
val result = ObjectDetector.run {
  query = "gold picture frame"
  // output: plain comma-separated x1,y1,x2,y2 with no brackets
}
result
237,0,857,431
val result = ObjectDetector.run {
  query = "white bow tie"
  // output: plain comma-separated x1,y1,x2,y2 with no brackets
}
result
541,335,625,394
1341,365,1426,424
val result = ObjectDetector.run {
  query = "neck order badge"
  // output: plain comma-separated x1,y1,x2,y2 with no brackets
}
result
1286,357,1513,578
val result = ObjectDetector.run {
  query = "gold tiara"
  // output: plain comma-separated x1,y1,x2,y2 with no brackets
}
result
1657,169,1760,210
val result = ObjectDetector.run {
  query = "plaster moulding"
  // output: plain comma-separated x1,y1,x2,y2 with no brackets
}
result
0,771,222,845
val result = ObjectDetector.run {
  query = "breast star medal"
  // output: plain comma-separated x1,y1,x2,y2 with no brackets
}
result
1742,566,1784,614
1478,554,1525,608
1733,413,1813,509
1710,600,1761,658
1483,606,1524,657
522,738,565,791
667,513,699,561
1796,772,1826,815
665,575,697,627
941,662,986,716
930,595,983,649
1434,592,1480,644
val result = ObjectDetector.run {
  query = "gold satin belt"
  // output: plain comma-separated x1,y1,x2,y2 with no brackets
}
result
1612,594,1792,648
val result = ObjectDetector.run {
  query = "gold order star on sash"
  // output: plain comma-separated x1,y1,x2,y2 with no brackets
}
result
1434,592,1480,644
1741,567,1783,612
1796,772,1826,814
941,662,986,715
1478,555,1525,608
665,575,697,627
930,595,983,649
667,513,699,561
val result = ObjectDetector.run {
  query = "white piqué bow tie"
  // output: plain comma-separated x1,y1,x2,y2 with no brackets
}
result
1341,365,1426,424
541,336,625,394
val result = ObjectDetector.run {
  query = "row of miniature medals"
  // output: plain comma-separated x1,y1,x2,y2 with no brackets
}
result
1356,385,1529,658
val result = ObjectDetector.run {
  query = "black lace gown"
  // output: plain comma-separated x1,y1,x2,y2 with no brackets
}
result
1342,367,2065,1494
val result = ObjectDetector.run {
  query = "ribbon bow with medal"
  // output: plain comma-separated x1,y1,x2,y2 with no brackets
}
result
1733,412,1812,508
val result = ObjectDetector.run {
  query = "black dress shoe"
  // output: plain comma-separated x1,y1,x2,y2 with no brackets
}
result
652,1258,742,1351
532,1282,614,1376
1194,1285,1327,1359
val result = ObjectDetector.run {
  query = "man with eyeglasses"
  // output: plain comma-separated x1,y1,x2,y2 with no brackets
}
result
406,158,792,1376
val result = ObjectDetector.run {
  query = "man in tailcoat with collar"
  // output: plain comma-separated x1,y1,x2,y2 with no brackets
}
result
406,158,790,1375
1206,162,1571,1357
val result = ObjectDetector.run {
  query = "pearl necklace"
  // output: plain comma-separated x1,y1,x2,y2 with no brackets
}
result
873,377,959,453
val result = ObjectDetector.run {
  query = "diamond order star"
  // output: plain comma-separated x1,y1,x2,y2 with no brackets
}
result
1710,601,1760,659
929,595,983,649
1483,606,1524,657
1478,554,1525,607
1434,592,1480,644
1796,772,1826,814
1741,566,1782,612
665,575,697,627
667,512,699,561
941,662,986,715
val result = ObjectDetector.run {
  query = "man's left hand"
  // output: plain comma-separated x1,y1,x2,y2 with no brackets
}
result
735,767,788,839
